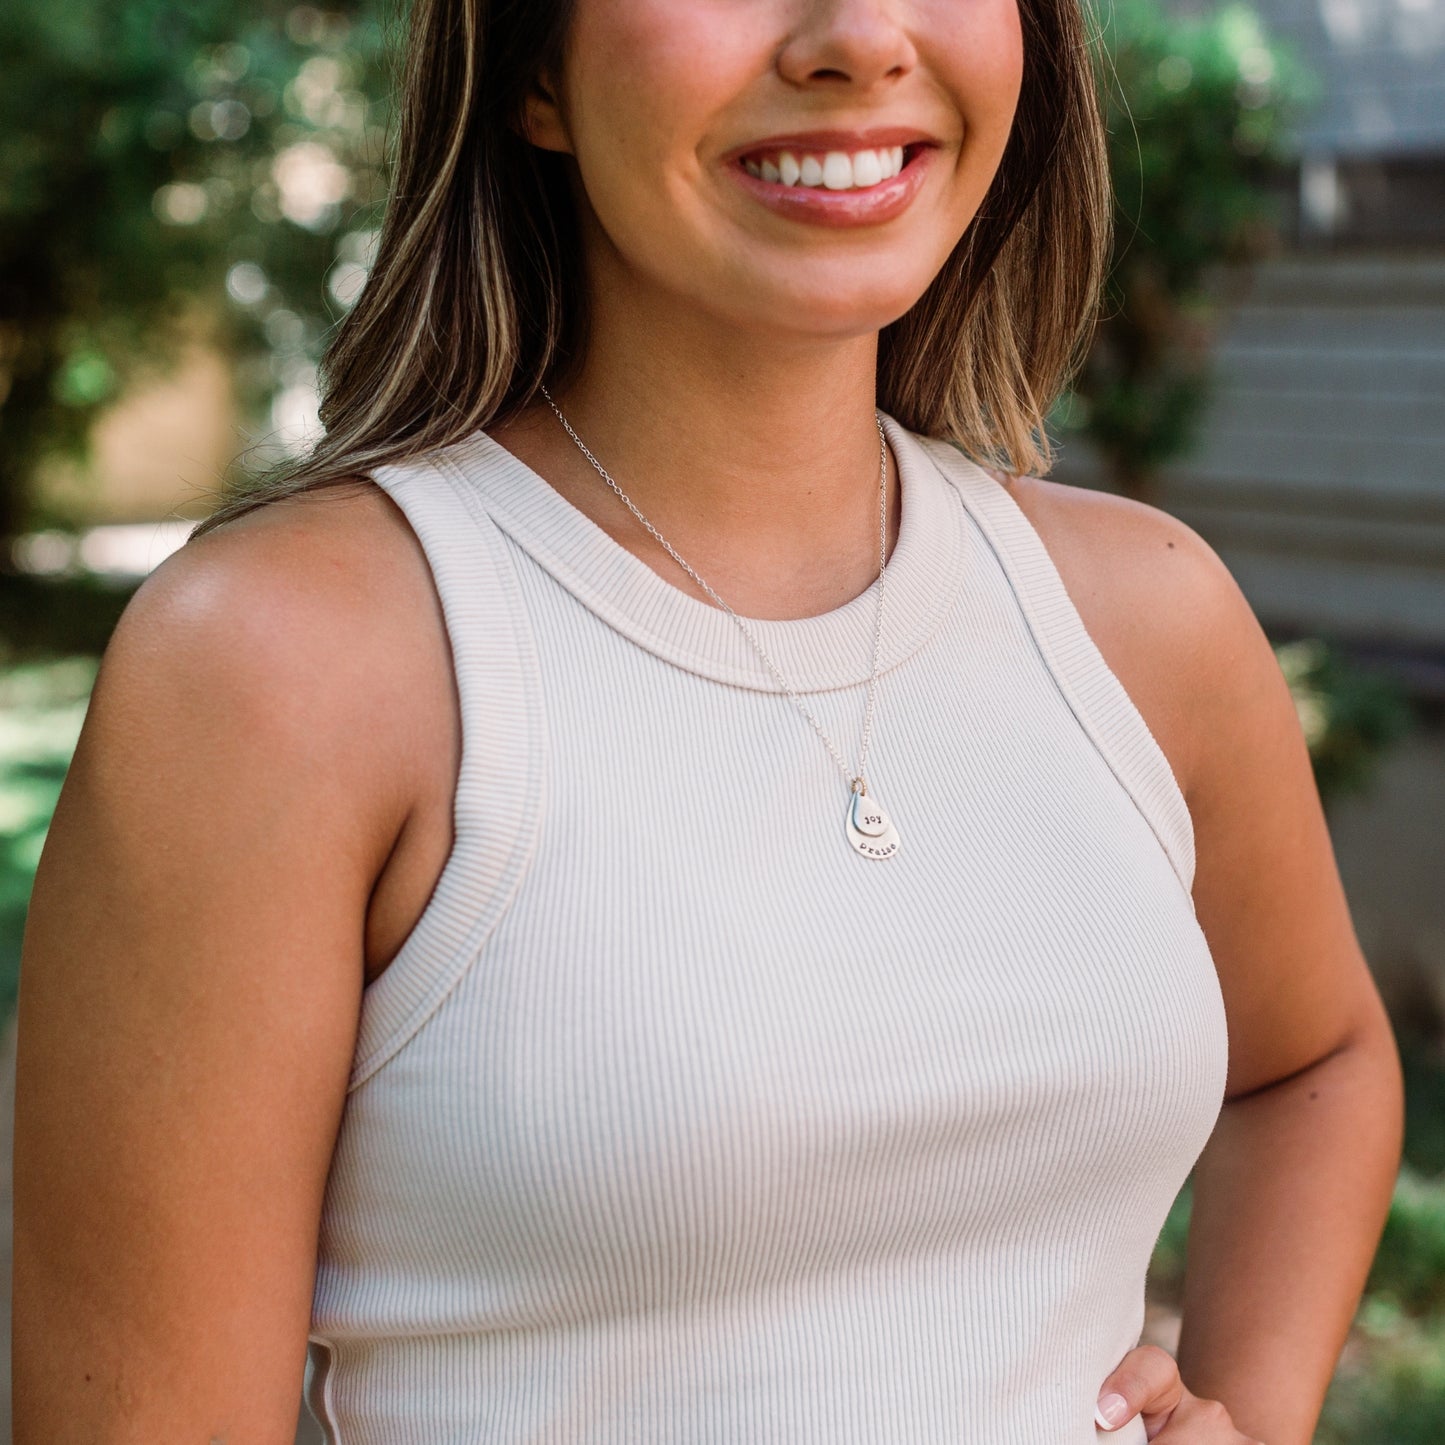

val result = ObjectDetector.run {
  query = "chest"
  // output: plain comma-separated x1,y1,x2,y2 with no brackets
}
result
334,566,1228,1309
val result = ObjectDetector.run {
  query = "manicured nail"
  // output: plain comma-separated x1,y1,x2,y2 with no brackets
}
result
1095,1392,1129,1429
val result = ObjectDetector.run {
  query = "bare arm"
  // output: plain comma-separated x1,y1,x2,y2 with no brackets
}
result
1008,475,1404,1445
13,503,416,1441
1169,537,1403,1445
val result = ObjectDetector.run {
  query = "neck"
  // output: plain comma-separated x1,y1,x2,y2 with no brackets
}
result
490,273,902,621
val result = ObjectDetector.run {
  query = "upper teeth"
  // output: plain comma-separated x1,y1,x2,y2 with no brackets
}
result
742,146,907,189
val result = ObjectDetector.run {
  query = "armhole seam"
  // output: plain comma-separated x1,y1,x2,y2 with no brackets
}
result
916,438,1198,905
304,1334,341,1444
345,455,546,1092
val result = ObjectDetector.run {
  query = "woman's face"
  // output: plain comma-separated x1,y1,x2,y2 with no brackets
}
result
524,0,1025,340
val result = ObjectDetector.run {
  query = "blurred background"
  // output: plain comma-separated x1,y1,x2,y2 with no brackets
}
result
1,0,1441,1439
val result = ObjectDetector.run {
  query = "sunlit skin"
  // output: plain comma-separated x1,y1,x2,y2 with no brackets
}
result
13,2,1402,1441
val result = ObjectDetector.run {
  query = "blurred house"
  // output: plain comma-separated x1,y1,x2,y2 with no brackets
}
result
1060,0,1445,690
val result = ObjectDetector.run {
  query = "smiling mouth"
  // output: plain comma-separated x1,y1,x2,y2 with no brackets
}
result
737,143,930,192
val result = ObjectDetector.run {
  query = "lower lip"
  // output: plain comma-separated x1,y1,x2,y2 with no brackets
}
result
730,145,935,228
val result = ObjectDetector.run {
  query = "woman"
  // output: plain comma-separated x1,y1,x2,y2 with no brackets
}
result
14,0,1403,1441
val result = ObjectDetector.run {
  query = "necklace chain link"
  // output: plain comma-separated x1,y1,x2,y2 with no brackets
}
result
538,384,890,797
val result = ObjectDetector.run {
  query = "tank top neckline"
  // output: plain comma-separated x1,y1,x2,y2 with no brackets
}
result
433,410,972,694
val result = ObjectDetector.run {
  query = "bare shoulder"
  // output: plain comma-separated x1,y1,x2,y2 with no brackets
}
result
139,478,434,691
111,477,452,824
990,469,1270,812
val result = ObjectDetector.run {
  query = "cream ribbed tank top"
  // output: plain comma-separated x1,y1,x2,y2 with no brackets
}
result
305,413,1228,1445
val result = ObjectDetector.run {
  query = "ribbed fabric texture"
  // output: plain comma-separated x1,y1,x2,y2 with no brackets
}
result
306,414,1229,1445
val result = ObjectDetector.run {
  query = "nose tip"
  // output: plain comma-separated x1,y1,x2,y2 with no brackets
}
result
776,5,919,88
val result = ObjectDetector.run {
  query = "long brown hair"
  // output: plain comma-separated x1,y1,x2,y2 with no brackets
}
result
189,0,1110,540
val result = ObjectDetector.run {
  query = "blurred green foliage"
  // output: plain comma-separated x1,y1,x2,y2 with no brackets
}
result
1323,1329,1445,1445
1366,1165,1445,1317
1401,1047,1445,1181
0,1,391,535
1317,1311,1445,1445
1276,638,1417,810
0,655,95,1016
1059,0,1317,497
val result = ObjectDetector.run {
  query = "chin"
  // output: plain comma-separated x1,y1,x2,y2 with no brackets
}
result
748,282,934,338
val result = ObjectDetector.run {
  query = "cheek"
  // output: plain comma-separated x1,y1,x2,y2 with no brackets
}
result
935,1,1025,234
563,1,753,213
949,0,1026,155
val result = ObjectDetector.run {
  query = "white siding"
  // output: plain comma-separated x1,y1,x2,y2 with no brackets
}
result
1055,254,1445,657
1169,0,1445,156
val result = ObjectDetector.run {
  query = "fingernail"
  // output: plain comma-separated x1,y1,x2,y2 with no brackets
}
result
1094,1392,1129,1429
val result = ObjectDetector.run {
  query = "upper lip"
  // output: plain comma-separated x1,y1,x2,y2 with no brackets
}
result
724,127,939,163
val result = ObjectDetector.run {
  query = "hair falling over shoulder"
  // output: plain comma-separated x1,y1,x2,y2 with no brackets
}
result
189,0,1112,541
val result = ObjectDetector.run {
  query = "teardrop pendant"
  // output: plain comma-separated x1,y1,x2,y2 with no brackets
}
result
845,784,900,860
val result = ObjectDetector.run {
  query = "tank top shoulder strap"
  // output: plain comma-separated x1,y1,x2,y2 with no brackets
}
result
350,443,546,1091
912,434,1197,903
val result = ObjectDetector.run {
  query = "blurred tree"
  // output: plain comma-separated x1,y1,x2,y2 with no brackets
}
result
0,0,393,541
1057,0,1316,501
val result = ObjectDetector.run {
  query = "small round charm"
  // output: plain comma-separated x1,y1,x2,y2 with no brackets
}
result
845,786,900,859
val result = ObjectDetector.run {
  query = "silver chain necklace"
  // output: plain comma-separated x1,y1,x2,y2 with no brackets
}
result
539,384,900,860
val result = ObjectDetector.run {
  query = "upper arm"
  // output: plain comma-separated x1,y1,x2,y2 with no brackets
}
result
1159,520,1390,1099
1006,474,1390,1102
13,499,412,1441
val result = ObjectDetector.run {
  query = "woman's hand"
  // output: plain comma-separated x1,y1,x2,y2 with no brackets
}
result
1095,1345,1266,1443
